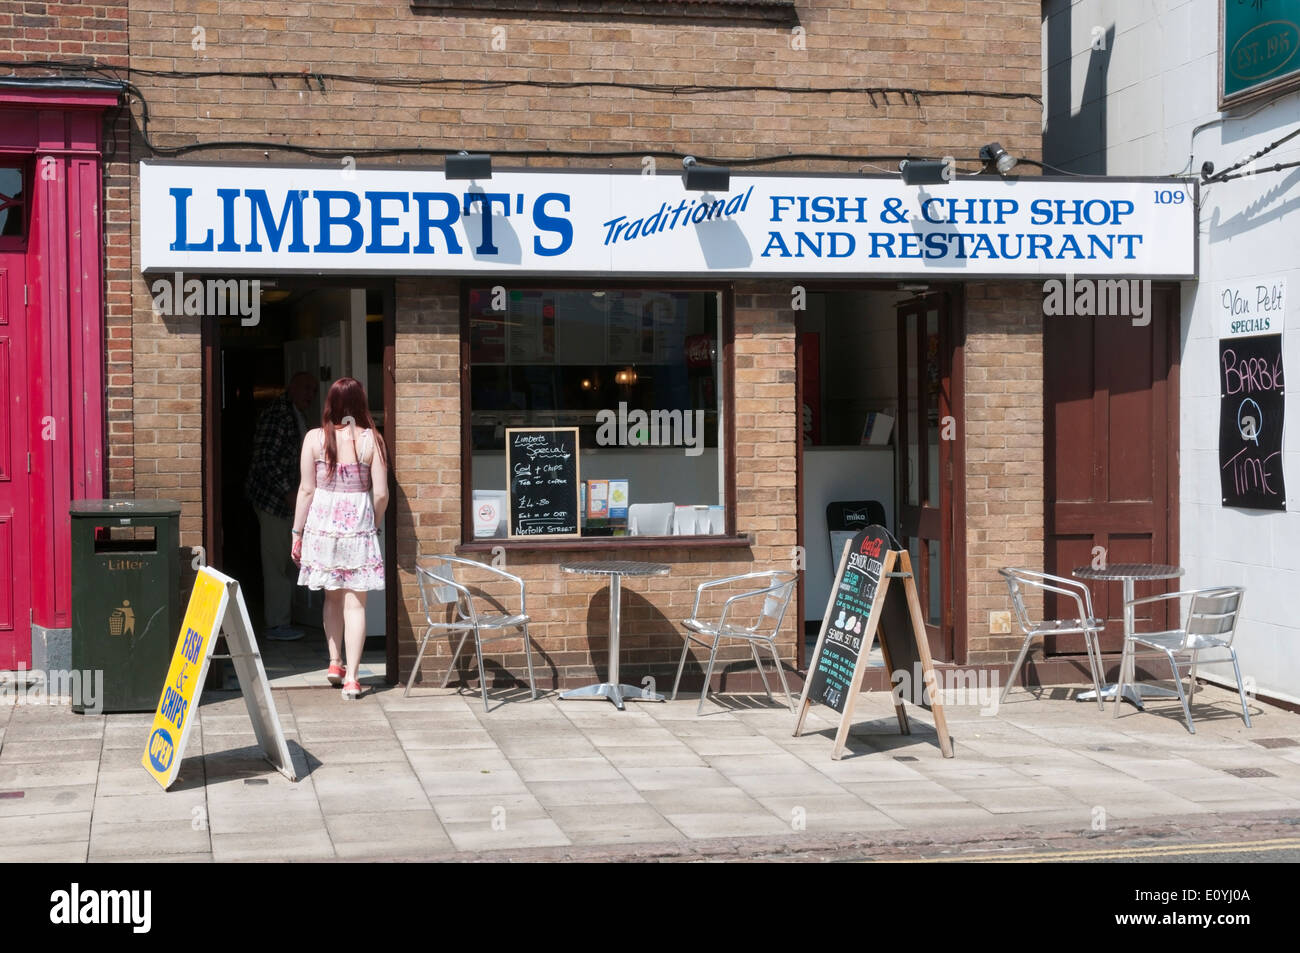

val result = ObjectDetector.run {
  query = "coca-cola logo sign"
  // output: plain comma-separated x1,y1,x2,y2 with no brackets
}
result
685,334,713,367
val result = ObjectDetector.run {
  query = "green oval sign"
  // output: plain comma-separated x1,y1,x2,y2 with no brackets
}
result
1230,19,1300,83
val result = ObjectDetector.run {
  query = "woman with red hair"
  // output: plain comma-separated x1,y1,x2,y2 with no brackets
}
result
290,377,388,699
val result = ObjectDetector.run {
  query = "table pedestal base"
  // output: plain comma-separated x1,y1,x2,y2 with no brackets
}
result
1078,682,1180,711
560,682,665,711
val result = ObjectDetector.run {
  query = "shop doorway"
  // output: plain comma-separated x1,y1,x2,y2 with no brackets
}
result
1044,286,1179,653
796,288,964,667
205,282,393,686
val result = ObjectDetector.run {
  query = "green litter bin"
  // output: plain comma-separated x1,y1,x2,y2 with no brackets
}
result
70,500,182,713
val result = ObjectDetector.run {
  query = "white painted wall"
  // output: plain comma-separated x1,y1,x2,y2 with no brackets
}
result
1045,1,1300,702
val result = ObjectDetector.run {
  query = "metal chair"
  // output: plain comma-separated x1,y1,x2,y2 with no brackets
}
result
671,570,797,713
406,555,538,711
998,568,1106,708
1116,587,1250,734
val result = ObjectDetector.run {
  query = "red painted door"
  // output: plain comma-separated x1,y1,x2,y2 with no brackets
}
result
1045,287,1178,652
896,292,959,662
0,164,31,667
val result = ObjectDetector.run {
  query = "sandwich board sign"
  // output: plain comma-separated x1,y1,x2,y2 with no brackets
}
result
143,566,297,789
794,524,954,760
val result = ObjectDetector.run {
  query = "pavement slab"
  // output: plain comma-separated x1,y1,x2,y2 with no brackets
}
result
93,793,203,824
211,829,336,861
546,803,682,842
323,809,453,857
0,783,96,817
428,793,552,825
0,759,100,788
755,794,902,832
0,739,103,763
0,840,89,862
442,817,570,851
665,811,793,839
88,819,211,861
0,810,92,845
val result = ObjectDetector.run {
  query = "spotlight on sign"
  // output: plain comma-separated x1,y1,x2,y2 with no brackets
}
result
979,142,1018,176
898,159,949,186
445,151,492,180
682,156,731,192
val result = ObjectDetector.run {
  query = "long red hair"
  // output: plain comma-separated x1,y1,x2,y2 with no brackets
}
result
321,377,385,479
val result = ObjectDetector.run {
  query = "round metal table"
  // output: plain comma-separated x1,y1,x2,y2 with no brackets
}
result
560,560,670,710
1073,563,1184,710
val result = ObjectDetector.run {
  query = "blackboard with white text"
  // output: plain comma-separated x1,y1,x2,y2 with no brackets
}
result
805,526,889,713
1219,335,1286,510
506,428,582,538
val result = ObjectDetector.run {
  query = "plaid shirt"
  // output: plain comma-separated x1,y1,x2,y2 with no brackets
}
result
245,394,304,518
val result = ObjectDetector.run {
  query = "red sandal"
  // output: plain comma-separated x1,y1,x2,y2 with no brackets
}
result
326,663,345,687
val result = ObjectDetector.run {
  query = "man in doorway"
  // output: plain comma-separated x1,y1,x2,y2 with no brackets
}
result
245,371,317,640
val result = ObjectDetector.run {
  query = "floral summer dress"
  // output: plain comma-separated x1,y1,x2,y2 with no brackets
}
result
297,428,385,592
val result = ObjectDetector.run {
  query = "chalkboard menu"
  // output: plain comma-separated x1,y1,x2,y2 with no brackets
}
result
796,525,953,760
505,427,581,538
805,526,889,713
1219,335,1286,511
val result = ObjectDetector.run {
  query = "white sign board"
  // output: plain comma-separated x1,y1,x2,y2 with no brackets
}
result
1216,277,1287,337
140,162,1197,279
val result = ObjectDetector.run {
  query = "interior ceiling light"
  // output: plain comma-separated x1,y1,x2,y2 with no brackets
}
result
979,142,1018,176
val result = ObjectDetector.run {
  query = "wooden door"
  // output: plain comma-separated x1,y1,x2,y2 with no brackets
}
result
896,292,959,662
1045,287,1178,650
0,181,30,668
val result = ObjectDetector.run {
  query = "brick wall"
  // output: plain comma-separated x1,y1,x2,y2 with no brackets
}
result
962,282,1044,664
109,0,1044,683
123,0,1041,164
1,2,128,60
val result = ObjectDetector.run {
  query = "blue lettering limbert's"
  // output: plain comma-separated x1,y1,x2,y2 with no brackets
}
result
170,186,575,257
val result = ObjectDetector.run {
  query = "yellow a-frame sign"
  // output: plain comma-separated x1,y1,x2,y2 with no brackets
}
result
143,566,297,789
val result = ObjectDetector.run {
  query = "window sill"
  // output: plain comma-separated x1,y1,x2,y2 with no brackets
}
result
410,1,797,24
457,533,753,554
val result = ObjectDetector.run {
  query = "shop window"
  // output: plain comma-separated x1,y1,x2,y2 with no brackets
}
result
0,166,25,241
466,286,728,540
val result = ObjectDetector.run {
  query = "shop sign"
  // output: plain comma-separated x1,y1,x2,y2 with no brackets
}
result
141,162,1197,279
1221,0,1300,106
1216,276,1287,337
